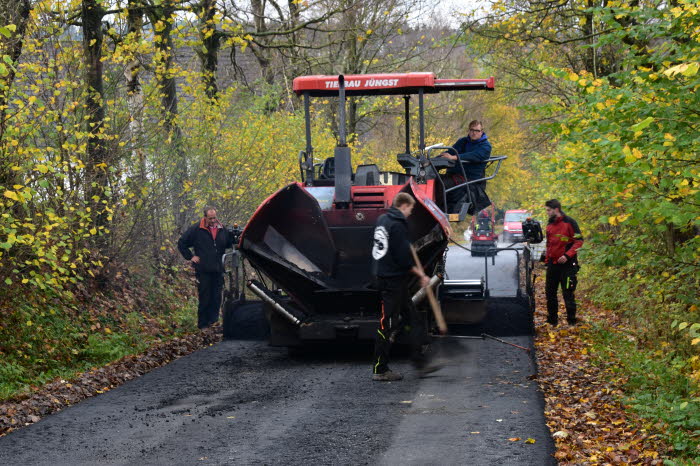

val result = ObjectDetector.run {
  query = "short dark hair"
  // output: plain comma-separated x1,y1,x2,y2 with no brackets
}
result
545,199,562,211
393,192,415,208
203,206,217,216
468,120,483,130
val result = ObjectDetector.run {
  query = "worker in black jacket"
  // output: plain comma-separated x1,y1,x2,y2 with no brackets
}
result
178,206,235,329
371,193,441,381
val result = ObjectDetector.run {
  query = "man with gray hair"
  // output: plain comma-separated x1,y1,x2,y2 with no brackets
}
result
178,206,236,329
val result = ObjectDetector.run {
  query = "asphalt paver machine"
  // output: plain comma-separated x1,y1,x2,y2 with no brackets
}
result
226,73,509,346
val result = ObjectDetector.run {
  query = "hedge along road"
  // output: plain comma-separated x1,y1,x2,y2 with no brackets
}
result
0,250,555,465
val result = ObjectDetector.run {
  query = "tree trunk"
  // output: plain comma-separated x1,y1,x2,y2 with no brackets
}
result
0,0,31,142
250,0,275,86
148,1,191,234
124,0,145,182
81,0,111,254
0,0,31,277
197,0,220,99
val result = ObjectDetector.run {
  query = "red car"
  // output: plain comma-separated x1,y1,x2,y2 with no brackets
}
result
502,209,531,243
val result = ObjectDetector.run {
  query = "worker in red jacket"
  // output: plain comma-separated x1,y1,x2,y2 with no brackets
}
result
543,199,584,326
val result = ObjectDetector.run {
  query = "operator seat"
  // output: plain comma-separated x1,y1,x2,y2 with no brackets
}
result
354,164,380,186
320,157,335,179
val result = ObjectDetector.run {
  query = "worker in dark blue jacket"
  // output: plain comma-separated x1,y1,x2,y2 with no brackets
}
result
371,193,441,381
440,120,492,213
178,206,235,329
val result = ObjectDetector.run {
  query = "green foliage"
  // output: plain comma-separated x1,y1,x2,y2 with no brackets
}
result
0,273,198,401
588,325,700,460
540,0,700,355
81,333,134,365
470,1,699,459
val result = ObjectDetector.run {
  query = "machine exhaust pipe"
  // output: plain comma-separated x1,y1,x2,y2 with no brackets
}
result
411,274,442,305
334,75,352,205
247,280,302,326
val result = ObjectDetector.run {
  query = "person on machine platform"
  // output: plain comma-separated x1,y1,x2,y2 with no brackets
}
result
439,120,492,213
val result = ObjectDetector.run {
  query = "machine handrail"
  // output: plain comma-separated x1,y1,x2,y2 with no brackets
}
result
444,156,508,193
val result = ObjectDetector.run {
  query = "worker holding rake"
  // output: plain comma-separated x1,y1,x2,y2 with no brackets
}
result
371,193,444,381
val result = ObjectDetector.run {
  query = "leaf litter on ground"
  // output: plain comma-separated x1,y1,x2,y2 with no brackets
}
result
532,271,668,464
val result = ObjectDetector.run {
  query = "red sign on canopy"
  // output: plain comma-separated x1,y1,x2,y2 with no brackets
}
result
293,73,494,97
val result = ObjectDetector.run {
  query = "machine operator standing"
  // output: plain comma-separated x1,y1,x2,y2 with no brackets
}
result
371,193,441,381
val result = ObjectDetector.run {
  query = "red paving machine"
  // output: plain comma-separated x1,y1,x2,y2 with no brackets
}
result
229,73,509,346
469,205,498,256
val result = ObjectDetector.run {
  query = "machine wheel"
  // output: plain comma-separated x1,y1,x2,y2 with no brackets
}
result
222,292,238,340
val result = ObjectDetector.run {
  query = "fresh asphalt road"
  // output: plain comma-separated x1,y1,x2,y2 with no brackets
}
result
446,237,523,297
0,247,555,466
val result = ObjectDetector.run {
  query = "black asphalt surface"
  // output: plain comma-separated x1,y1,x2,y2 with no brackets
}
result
446,237,524,298
0,248,555,466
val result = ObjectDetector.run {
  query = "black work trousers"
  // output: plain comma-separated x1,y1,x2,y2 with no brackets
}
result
545,263,578,325
196,272,224,329
373,275,426,374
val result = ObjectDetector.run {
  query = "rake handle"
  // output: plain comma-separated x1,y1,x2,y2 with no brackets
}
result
410,245,447,335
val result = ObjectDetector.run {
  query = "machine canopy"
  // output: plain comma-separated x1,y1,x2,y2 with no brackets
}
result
293,73,495,97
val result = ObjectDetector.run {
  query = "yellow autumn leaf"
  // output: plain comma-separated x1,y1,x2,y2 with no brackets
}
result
525,438,536,444
3,190,19,201
691,338,700,345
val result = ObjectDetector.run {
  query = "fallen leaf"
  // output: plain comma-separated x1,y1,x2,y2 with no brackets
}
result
525,438,536,444
508,437,521,442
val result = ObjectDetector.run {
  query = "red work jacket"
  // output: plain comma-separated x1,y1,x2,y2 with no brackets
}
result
545,215,583,265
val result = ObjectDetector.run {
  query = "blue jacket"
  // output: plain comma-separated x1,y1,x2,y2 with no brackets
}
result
446,132,492,180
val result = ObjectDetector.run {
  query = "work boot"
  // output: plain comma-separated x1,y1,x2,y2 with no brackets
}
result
372,370,403,382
